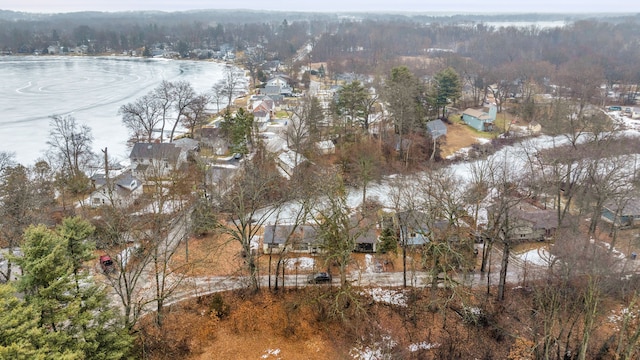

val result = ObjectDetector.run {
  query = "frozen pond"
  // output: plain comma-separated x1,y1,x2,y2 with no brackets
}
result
0,55,233,165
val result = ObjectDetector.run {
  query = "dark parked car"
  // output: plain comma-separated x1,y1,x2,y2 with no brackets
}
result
307,272,332,284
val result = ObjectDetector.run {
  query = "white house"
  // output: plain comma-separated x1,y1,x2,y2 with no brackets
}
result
263,76,293,96
89,171,142,208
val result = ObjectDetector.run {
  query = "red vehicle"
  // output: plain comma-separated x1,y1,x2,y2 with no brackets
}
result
99,255,115,274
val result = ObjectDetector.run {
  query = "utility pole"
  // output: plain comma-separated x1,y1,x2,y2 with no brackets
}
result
101,147,114,203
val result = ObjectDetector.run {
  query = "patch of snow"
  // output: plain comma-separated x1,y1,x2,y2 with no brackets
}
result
467,306,482,315
408,342,440,352
118,244,140,268
598,241,627,259
350,335,396,360
364,254,383,273
250,235,260,251
516,247,554,266
608,307,637,331
361,288,407,307
261,348,281,359
286,257,315,270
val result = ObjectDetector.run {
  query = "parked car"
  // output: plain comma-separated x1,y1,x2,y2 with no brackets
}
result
307,272,332,284
99,255,115,274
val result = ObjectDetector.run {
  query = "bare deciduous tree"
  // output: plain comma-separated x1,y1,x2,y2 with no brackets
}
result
119,93,163,143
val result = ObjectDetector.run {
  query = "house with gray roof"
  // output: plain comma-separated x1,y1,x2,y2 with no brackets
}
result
397,210,432,247
263,75,293,96
488,202,559,242
603,197,640,228
173,138,199,153
276,150,308,179
129,142,185,179
426,119,448,140
262,224,321,253
89,170,142,208
200,127,229,156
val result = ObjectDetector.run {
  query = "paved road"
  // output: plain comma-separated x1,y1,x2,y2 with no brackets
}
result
157,244,548,308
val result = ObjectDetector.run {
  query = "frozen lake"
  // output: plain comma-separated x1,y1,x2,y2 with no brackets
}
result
0,56,232,165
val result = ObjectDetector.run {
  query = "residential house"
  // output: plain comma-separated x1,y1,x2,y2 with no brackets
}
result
602,197,640,227
426,119,448,159
252,100,274,131
395,210,454,246
200,127,229,156
351,215,379,253
461,105,497,132
262,224,321,253
397,211,431,247
263,225,301,253
173,138,200,154
47,45,62,55
252,94,285,106
488,202,559,242
89,170,142,208
508,206,558,241
276,150,308,179
207,164,237,187
263,75,293,96
129,142,184,179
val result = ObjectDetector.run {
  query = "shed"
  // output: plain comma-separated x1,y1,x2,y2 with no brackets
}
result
426,119,448,139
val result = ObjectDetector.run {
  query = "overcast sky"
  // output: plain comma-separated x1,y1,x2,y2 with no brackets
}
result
2,1,639,14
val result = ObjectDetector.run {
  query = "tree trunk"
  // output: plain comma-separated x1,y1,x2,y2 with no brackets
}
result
402,245,407,288
480,240,492,273
497,241,510,301
274,259,281,291
268,252,272,289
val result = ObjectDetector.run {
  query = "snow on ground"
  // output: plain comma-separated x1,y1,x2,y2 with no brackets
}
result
259,120,640,226
515,247,554,266
364,254,383,273
261,348,281,359
118,243,140,268
285,257,315,270
588,237,629,259
132,199,188,216
350,335,396,360
361,288,407,307
608,307,637,331
597,240,627,259
408,342,440,352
